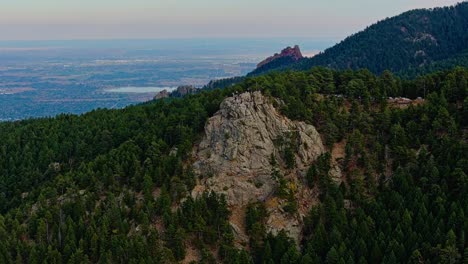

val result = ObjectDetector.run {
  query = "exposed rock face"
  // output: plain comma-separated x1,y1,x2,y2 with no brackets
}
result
154,89,170,100
257,45,303,69
154,85,199,100
192,91,324,244
171,85,198,98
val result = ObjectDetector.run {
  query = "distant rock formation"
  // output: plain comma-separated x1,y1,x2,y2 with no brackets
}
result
154,89,170,100
171,85,198,98
154,85,199,100
192,91,324,245
257,45,303,69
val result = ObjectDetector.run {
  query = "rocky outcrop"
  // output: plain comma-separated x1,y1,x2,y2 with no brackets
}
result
154,85,199,100
171,85,198,98
192,91,324,244
257,45,303,69
154,89,170,99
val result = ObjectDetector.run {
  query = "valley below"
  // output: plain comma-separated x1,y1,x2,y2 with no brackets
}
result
0,38,330,121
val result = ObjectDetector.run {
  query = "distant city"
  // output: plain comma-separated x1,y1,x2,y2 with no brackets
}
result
0,38,333,121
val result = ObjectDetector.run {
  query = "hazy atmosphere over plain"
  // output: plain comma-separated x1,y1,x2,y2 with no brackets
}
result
0,0,463,40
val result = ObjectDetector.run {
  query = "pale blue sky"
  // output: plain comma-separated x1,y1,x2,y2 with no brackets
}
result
0,0,462,40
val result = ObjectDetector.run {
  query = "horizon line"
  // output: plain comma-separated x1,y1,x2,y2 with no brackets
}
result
0,36,342,42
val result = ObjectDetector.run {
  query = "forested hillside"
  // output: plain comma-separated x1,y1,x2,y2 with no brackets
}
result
251,2,468,77
0,67,467,263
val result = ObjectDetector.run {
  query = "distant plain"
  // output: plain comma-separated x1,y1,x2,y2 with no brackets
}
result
0,38,334,121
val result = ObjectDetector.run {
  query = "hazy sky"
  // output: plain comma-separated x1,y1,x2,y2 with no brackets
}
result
0,0,462,40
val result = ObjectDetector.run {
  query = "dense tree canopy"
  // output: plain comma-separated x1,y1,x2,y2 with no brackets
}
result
251,2,468,77
0,66,467,263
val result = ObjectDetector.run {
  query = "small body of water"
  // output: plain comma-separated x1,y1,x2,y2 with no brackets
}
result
105,86,177,93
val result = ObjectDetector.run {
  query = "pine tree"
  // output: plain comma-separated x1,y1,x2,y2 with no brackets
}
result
262,241,273,264
326,247,340,264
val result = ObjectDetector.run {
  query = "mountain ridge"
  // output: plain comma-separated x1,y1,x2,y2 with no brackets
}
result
0,66,466,263
249,2,468,77
0,2,467,263
256,45,303,69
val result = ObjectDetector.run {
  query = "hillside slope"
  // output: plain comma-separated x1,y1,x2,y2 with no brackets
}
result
250,2,468,76
0,66,466,263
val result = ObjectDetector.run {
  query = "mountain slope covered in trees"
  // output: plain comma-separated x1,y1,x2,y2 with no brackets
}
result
251,2,468,77
0,66,467,263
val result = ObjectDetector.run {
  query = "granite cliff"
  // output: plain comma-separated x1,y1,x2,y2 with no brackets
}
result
154,85,199,100
256,45,303,69
192,91,325,244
